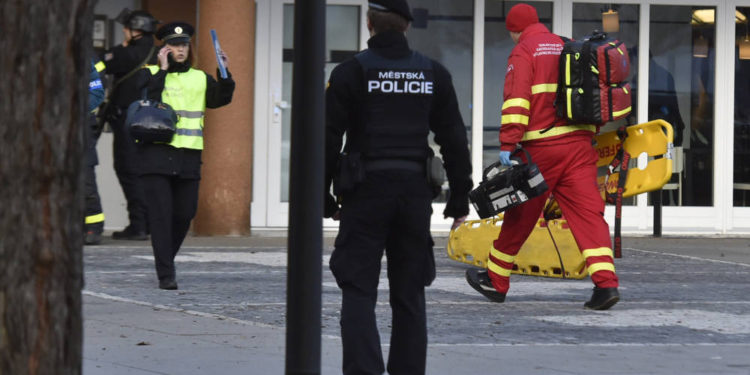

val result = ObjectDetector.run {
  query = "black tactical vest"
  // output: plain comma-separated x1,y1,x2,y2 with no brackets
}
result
353,49,434,161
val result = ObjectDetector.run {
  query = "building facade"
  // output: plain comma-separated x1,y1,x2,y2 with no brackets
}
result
94,0,750,235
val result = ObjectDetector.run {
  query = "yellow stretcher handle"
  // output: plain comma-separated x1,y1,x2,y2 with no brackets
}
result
595,120,674,198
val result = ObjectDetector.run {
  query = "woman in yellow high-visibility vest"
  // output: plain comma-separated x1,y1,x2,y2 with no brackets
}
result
134,21,235,290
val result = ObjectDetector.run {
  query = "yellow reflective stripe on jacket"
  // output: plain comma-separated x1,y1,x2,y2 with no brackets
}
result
531,83,557,94
587,262,616,276
85,213,105,224
566,88,574,118
490,248,516,264
502,98,530,111
613,106,631,118
501,114,529,126
488,260,512,277
95,61,106,72
522,124,596,141
148,65,207,150
582,247,614,259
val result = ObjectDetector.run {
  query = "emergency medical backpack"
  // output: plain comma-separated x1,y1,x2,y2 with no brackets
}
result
555,31,631,125
469,148,548,218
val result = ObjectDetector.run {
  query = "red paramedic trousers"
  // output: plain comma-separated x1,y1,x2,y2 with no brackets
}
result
488,137,619,293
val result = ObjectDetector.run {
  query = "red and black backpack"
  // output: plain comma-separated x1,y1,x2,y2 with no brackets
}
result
555,31,632,125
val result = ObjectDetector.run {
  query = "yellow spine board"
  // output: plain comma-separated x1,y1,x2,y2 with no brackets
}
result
447,218,587,279
594,119,674,198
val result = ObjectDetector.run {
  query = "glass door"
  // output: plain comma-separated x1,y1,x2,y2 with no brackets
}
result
254,0,368,227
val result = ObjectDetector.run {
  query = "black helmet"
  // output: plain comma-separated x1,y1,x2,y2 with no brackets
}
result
115,8,158,33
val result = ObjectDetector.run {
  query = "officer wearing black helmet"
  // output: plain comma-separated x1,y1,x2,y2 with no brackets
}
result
99,8,159,241
324,0,472,373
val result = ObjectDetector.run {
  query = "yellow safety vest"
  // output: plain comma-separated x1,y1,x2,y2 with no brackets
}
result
148,65,207,150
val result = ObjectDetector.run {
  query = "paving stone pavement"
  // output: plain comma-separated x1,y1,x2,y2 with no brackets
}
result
83,234,750,374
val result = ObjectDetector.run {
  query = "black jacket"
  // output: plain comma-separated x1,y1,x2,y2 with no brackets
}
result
134,64,235,178
101,36,158,110
324,31,472,218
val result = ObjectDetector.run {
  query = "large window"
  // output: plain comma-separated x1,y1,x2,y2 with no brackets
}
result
408,0,474,202
649,5,715,207
280,5,361,202
734,6,750,207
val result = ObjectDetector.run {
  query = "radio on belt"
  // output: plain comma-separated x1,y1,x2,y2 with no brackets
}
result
469,147,548,219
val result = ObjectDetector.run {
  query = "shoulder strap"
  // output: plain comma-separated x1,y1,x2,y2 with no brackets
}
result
113,46,156,88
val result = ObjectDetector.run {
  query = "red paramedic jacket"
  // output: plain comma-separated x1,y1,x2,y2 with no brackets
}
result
499,23,598,152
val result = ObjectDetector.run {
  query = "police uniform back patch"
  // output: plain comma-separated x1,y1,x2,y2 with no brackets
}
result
366,69,434,95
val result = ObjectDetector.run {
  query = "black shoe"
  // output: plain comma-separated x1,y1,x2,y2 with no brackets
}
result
584,287,620,310
84,230,102,245
112,226,148,241
158,278,178,290
465,269,506,303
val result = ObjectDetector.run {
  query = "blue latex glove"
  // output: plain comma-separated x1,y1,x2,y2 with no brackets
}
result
499,150,512,166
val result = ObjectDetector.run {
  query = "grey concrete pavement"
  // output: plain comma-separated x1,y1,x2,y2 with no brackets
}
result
83,234,750,374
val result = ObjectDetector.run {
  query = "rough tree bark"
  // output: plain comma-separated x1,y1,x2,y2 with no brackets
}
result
0,1,96,374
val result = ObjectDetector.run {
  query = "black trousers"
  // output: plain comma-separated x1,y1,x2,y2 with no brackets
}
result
141,174,200,281
112,114,147,232
329,170,435,375
84,113,104,233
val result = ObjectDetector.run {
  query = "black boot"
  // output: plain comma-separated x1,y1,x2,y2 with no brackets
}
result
84,230,102,245
584,287,619,310
112,225,148,240
158,277,178,290
465,269,506,303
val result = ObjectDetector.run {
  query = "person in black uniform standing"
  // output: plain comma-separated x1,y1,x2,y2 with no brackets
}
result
134,22,235,290
324,1,472,373
100,9,159,240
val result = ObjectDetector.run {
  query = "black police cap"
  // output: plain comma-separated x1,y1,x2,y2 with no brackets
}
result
115,8,158,33
369,0,413,22
155,22,195,45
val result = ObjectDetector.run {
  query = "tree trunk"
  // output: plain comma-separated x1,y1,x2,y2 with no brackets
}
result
0,1,95,373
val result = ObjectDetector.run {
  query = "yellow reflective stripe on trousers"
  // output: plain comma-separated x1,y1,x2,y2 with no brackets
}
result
502,98,530,111
613,106,631,118
531,83,557,94
95,61,106,72
582,247,614,259
587,262,616,276
490,248,516,264
85,213,105,224
501,114,529,125
522,124,597,141
488,260,512,277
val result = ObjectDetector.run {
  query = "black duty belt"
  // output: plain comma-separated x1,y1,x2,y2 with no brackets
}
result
364,159,424,173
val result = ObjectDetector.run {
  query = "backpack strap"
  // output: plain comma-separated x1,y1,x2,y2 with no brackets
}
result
97,46,157,119
543,35,572,135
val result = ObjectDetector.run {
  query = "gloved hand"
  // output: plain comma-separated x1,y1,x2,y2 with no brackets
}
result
499,150,512,166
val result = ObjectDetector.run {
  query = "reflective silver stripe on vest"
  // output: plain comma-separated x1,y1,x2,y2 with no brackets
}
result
175,128,204,137
175,110,205,119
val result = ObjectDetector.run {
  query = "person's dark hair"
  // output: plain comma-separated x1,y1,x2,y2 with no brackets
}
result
186,43,195,65
367,9,409,34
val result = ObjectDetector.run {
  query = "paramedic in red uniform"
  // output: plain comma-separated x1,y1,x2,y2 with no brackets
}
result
465,3,620,310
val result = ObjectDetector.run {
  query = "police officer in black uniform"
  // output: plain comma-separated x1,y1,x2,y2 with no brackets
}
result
324,1,472,373
100,9,159,240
